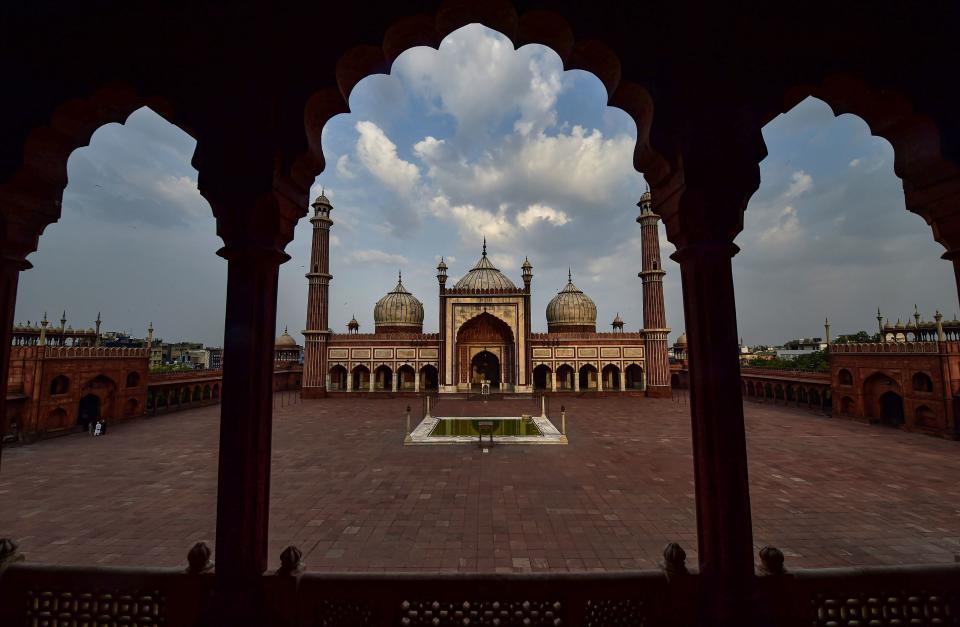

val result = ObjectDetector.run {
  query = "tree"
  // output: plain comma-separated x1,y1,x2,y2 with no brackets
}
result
833,330,880,344
744,350,828,372
149,363,193,374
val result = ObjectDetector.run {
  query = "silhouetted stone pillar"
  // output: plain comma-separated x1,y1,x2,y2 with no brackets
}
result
0,257,28,470
653,111,766,625
214,242,285,565
671,239,756,623
201,164,306,625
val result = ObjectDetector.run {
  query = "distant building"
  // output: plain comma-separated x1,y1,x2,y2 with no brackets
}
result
207,347,223,370
274,328,303,365
101,331,150,349
828,309,959,439
773,337,826,361
183,349,210,370
5,314,150,440
162,341,204,365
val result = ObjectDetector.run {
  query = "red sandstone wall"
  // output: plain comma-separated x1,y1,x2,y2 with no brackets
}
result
4,346,149,438
830,348,958,438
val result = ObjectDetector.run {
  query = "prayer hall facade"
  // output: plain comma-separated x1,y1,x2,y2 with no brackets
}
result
300,191,671,397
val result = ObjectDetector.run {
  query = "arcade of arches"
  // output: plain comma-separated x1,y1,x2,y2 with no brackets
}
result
3,3,960,626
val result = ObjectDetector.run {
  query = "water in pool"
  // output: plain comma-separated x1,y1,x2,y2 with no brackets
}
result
429,417,543,437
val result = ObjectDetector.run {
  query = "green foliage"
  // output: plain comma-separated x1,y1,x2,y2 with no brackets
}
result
745,350,828,372
149,363,193,374
833,330,880,344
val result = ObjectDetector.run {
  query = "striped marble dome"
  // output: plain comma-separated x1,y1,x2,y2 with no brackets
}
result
374,272,424,332
454,242,517,291
546,270,597,332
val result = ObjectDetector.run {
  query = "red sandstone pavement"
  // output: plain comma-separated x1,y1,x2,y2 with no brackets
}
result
1,396,958,573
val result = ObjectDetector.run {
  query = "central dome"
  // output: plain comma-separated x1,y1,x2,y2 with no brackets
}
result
546,270,597,332
374,272,424,333
454,241,517,291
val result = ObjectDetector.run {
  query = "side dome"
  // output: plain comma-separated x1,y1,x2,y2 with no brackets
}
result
453,240,517,291
374,272,424,333
546,270,597,333
276,326,298,347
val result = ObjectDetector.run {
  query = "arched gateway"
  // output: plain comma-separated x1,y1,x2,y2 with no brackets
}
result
456,312,515,390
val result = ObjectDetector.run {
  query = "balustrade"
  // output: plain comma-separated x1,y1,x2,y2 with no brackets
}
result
2,540,957,626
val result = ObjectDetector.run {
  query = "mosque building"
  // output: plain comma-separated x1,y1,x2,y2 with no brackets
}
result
300,190,671,397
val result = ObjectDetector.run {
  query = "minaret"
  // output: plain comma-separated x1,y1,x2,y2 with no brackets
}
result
824,317,831,346
637,189,671,397
39,312,48,346
147,321,154,348
95,312,102,347
302,190,334,398
437,257,448,391
521,256,533,390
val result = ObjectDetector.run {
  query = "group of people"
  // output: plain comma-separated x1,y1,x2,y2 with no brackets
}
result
85,417,107,436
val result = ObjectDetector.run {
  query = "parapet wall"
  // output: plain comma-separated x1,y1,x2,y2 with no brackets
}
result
10,346,149,359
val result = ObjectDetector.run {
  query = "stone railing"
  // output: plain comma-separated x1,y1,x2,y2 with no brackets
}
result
828,341,943,354
328,332,440,341
530,331,646,340
1,541,957,626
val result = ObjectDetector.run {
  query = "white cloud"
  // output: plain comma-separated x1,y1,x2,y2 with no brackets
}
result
395,25,565,142
513,56,563,136
413,125,635,208
330,234,341,247
336,154,356,179
516,203,570,229
413,136,446,161
427,196,516,242
758,205,802,247
488,253,516,270
342,249,409,265
783,170,813,199
354,121,420,195
848,158,861,168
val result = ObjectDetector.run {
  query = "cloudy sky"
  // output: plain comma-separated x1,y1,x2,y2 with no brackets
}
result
14,25,956,347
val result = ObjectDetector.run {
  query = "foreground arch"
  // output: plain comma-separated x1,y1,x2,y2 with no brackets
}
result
2,3,960,625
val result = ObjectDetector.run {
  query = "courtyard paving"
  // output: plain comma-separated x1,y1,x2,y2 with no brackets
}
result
1,395,958,573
